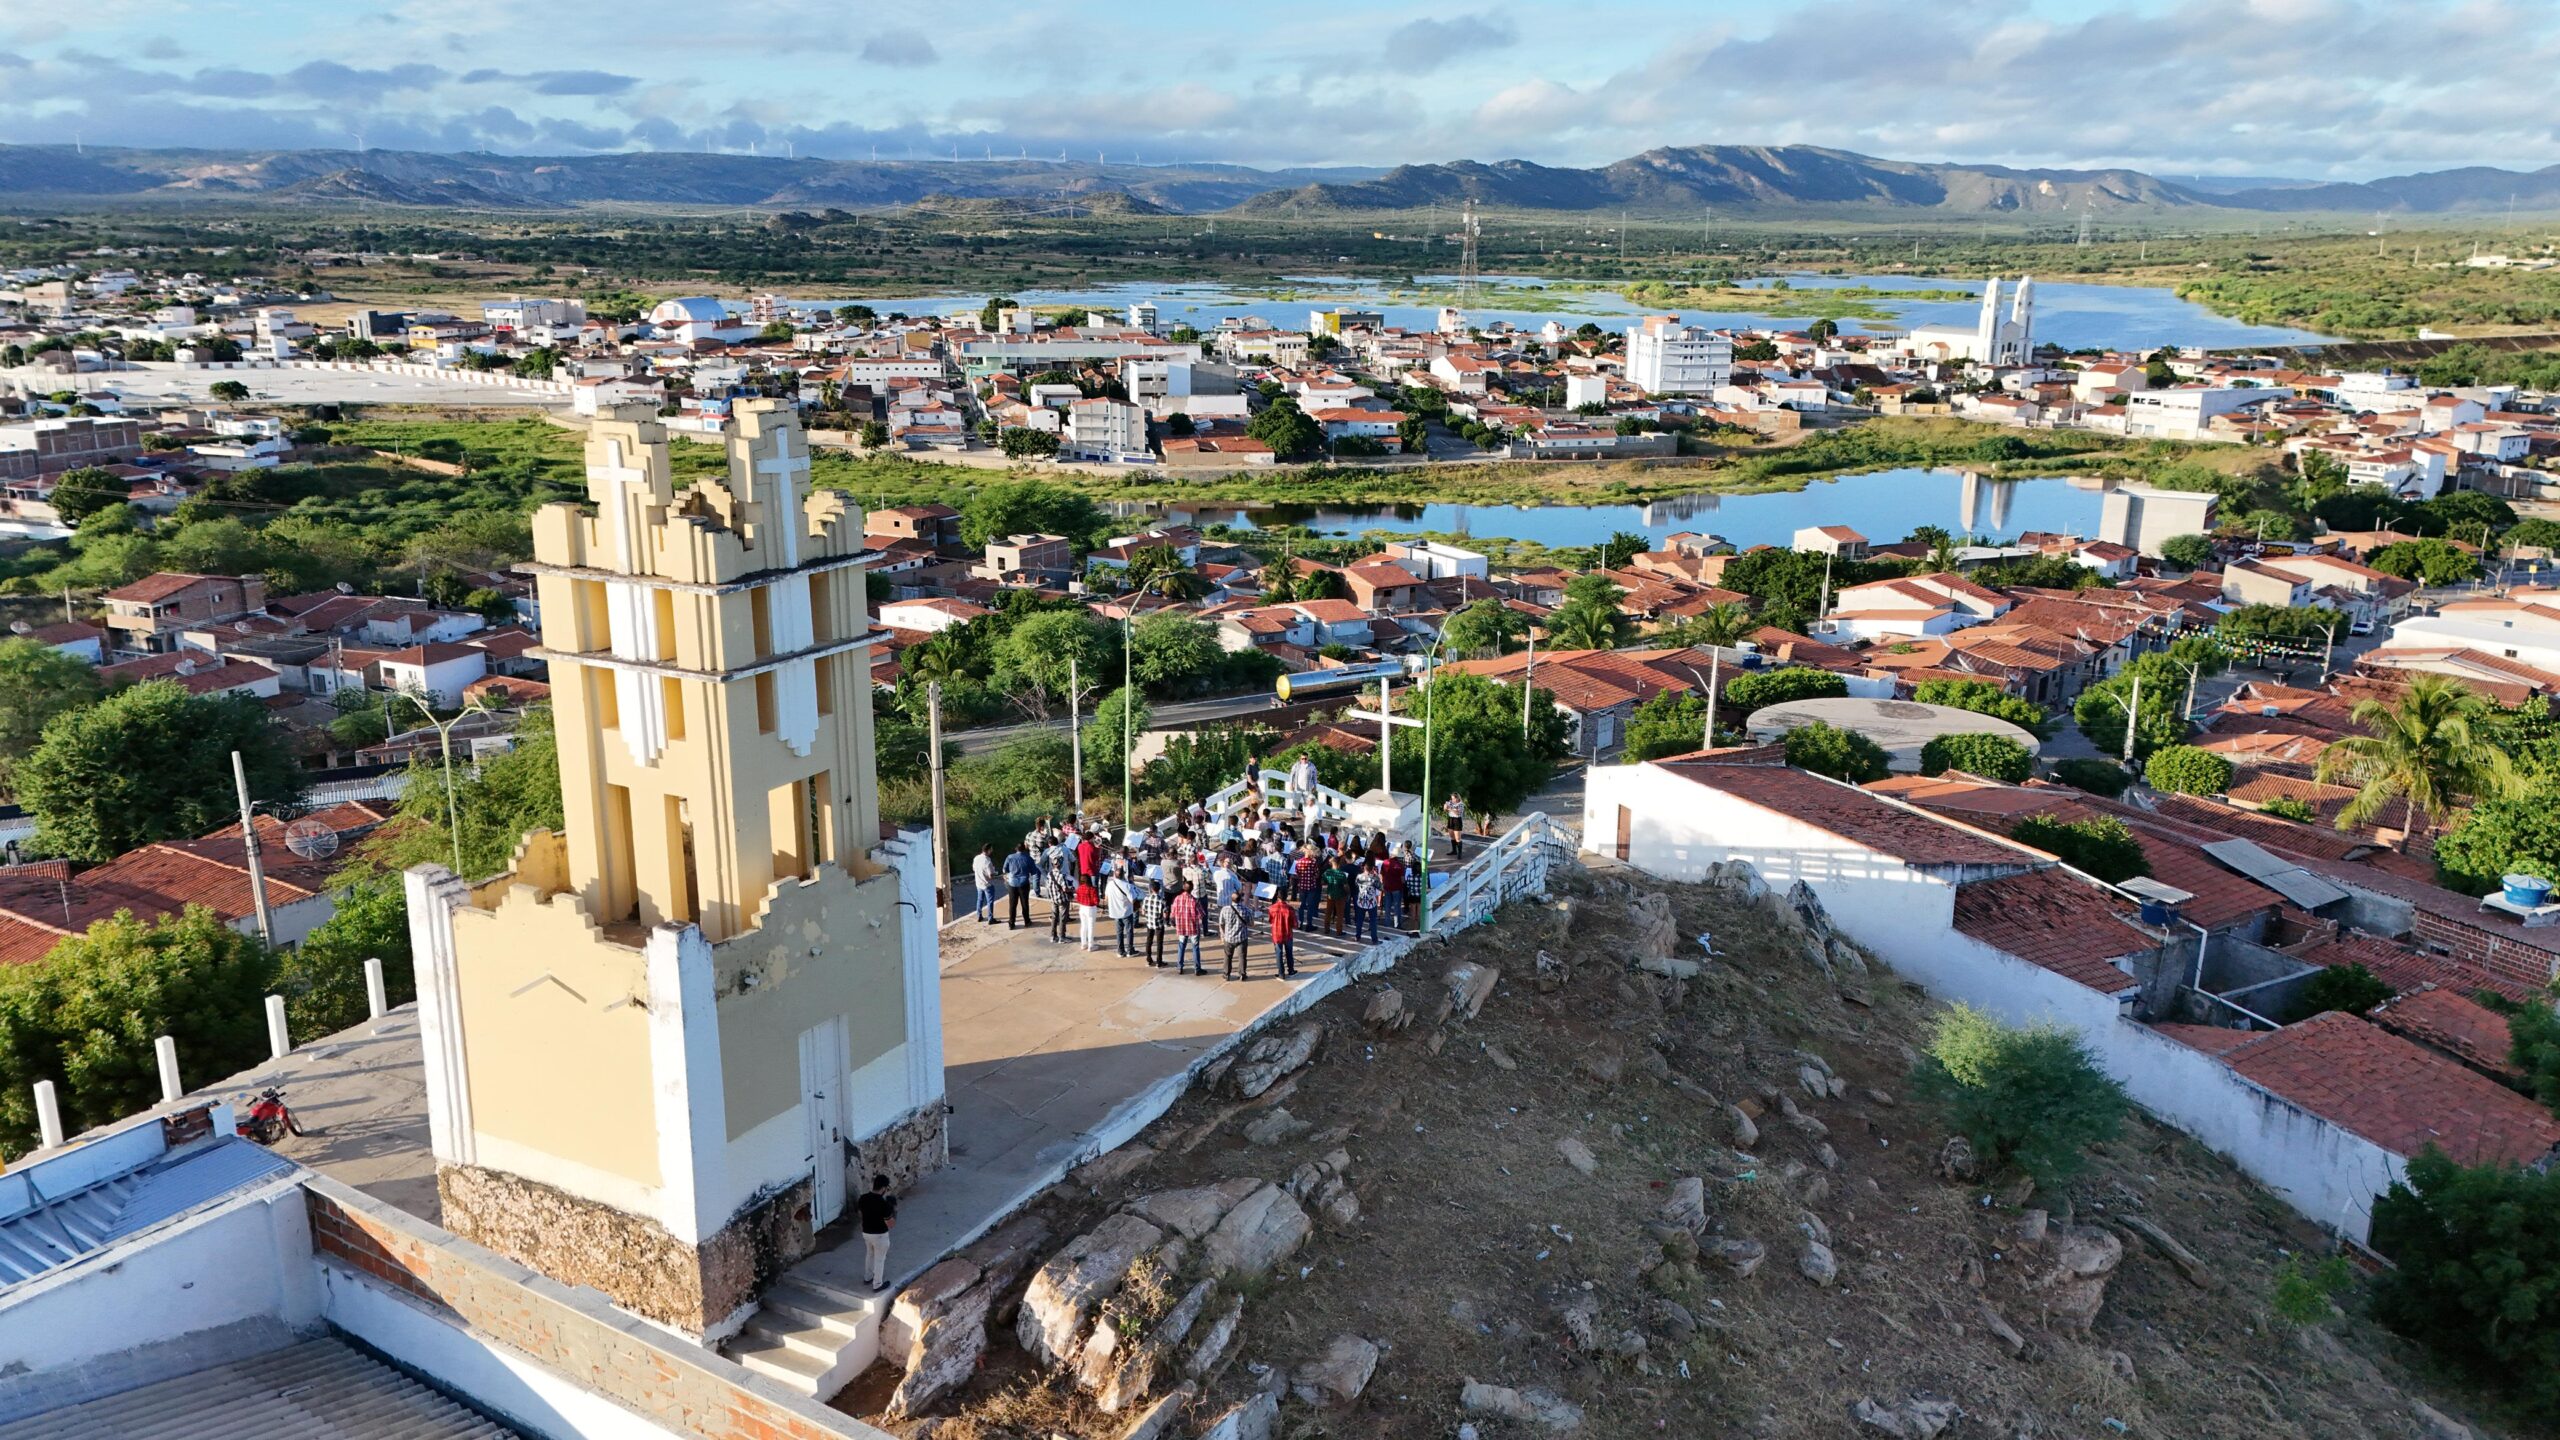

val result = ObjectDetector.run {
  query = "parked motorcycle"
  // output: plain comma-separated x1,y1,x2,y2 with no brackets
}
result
237,1086,307,1145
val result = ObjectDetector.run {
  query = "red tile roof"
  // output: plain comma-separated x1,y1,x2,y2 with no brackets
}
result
2288,930,2533,1006
2221,1011,2560,1166
1658,760,2032,869
103,572,236,604
1951,867,2153,993
2372,985,2521,1078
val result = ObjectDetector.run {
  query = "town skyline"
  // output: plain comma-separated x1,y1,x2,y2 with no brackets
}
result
4,1,2559,180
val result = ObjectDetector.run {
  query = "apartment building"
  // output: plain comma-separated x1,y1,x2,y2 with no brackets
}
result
1625,316,1733,396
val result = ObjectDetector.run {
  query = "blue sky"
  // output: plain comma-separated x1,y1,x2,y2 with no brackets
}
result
1,0,2553,178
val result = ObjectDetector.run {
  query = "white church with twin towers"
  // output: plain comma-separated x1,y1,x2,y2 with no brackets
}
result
1904,274,2035,366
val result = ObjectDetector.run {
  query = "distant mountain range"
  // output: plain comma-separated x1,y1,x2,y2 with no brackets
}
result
0,141,2552,217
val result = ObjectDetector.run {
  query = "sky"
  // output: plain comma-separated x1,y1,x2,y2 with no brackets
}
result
1,0,2555,180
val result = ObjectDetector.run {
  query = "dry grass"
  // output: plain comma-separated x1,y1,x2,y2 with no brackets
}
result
875,863,2511,1440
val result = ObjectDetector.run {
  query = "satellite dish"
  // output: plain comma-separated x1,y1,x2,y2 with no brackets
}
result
283,818,338,861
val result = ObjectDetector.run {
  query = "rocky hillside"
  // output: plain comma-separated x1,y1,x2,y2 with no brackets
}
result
1237,145,2207,215
849,862,2506,1440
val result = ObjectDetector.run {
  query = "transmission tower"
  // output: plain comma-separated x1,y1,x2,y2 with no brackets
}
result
1457,198,1481,308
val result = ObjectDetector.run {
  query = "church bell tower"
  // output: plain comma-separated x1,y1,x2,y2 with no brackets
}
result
405,401,946,1337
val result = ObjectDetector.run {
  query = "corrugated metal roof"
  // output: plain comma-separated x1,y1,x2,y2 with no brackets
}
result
0,1136,293,1285
0,1338,520,1440
2200,837,2354,912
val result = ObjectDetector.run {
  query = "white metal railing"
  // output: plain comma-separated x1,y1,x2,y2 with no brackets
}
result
1423,811,1579,934
1202,769,1358,826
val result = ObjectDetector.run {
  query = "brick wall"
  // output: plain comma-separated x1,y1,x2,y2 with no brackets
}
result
2411,909,2560,996
304,1179,890,1440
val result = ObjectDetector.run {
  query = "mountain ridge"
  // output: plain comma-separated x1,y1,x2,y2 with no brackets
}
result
0,141,2548,216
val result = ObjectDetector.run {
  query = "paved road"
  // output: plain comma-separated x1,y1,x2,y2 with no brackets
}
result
4,363,565,409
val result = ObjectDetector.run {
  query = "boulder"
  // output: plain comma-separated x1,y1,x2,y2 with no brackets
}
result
1289,1334,1380,1406
1226,1021,1324,1099
1239,1108,1311,1146
1638,955,1702,980
1728,1105,1760,1149
1203,1183,1312,1278
882,1257,982,1364
1711,1238,1766,1278
2032,1223,2124,1337
958,1212,1052,1326
1556,1137,1599,1176
1798,1241,1839,1287
1017,1213,1166,1368
1363,987,1411,1032
1460,1381,1585,1431
1935,1136,1978,1183
1285,1152,1361,1229
1703,859,1770,903
1075,1144,1160,1188
1126,1179,1264,1241
883,1278,996,1419
1116,1383,1195,1440
1851,1397,1960,1439
1629,890,1679,958
1095,1277,1217,1413
1660,1176,1708,1236
1445,961,1500,1020
1185,1293,1245,1378
1484,1043,1519,1071
1192,1391,1277,1440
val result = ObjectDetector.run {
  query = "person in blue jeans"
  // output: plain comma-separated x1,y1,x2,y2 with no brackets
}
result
1350,859,1382,943
972,845,999,924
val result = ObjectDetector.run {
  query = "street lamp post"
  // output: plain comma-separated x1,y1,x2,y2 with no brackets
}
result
396,690,494,877
1119,594,1178,838
1417,635,1448,934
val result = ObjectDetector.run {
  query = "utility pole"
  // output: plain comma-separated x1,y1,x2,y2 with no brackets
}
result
1520,631,1535,738
2120,671,2142,767
1704,649,1720,747
1068,655,1084,815
1818,549,1835,621
928,681,951,923
232,751,273,943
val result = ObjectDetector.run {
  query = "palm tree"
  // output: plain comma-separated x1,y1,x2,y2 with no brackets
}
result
2315,674,2523,849
1689,600,1754,650
1548,599,1631,651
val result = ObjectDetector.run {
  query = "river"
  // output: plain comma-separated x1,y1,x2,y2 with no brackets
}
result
796,271,2329,353
1142,467,2115,551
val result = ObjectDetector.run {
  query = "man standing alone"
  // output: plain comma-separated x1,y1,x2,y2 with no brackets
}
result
857,1174,897,1293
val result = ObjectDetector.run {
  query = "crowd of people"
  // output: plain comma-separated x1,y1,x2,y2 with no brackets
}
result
967,783,1433,983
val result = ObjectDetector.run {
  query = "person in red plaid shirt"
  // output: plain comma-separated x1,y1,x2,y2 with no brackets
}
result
1169,884,1204,976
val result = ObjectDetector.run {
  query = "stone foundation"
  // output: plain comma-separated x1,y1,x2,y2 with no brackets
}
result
436,1163,816,1336
849,1099,952,1197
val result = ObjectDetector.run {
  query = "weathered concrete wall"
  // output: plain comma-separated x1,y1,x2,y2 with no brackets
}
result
848,1100,951,1198
437,1163,815,1336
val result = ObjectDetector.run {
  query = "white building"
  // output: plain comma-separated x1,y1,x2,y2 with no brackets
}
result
646,296,738,344
2098,482,2218,557
1624,316,1733,396
1906,275,2035,366
1564,373,1609,409
2378,593,2560,673
1128,300,1159,334
1384,538,1490,582
376,642,488,708
482,296,587,331
2122,385,2292,441
1063,398,1151,462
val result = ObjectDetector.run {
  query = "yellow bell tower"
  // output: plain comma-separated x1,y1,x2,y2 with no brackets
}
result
405,401,947,1338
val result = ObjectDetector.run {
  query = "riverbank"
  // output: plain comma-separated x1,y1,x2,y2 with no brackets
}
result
320,411,2264,515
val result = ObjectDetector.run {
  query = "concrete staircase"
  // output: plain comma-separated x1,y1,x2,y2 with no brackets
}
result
726,1273,886,1400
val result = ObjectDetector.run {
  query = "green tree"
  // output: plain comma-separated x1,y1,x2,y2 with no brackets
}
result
1084,686,1153,798
957,478,1107,550
367,706,564,880
1126,612,1221,691
47,465,129,524
998,427,1061,460
1245,398,1323,461
2259,794,2317,823
1919,733,2033,783
2435,788,2560,895
2145,744,2234,796
1387,671,1569,819
208,379,250,403
0,638,102,797
995,610,1111,717
1782,720,1889,784
1913,1003,2127,1186
2159,533,2217,570
275,865,416,1041
1440,598,1530,658
1659,600,1754,651
1121,545,1205,601
19,682,300,861
2289,963,2390,1021
860,420,890,449
2316,675,2523,850
0,906,278,1153
2504,518,2560,551
2051,757,2134,797
2368,1152,2560,1412
2073,663,2188,762
2367,538,2480,586
2010,814,2149,883
1724,665,1848,716
979,295,1016,330
1547,573,1634,650
158,516,270,577
1912,678,2049,736
1623,688,1714,763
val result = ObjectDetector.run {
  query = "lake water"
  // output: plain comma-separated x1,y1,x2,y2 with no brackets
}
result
1144,467,2115,552
800,271,2329,353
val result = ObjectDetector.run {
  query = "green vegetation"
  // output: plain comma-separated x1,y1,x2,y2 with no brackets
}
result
1911,678,2049,737
1780,720,1888,785
1723,665,1849,717
1622,688,1715,764
2367,538,2480,586
2258,795,2318,823
364,705,566,881
2050,757,2133,798
2290,963,2391,1021
2144,744,2234,796
2269,1254,2359,1329
2486,987,2560,1119
2011,813,2149,883
0,638,103,799
1918,732,2033,783
2314,676,2523,850
2370,1151,2560,1414
1440,598,1531,659
1548,573,1636,651
2159,533,2217,571
2436,791,2560,895
19,682,300,862
1914,1003,2127,1187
